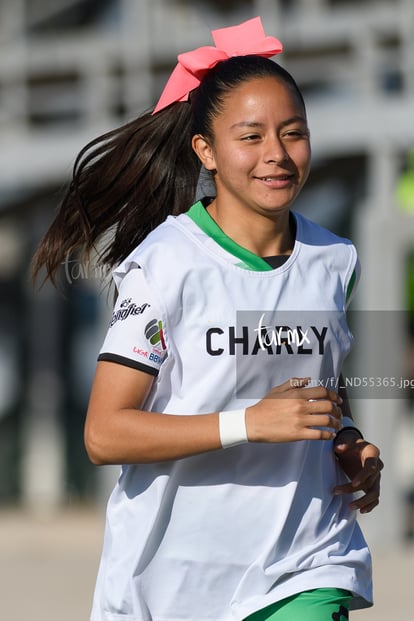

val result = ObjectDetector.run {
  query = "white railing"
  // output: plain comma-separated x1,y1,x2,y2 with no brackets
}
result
0,0,412,133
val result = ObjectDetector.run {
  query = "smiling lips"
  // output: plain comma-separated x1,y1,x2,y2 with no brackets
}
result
256,174,294,187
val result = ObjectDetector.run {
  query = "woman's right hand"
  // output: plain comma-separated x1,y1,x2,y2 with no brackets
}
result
245,377,343,443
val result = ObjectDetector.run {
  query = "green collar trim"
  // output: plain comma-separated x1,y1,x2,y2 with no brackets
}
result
186,201,273,272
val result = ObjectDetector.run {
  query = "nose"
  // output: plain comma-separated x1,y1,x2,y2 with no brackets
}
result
264,136,288,164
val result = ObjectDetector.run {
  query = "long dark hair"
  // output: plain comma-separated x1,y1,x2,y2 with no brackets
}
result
32,56,305,284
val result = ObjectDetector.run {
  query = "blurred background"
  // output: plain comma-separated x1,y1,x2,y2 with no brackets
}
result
0,0,413,619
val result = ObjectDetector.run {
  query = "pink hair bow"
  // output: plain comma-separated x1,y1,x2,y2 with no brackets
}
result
152,16,283,114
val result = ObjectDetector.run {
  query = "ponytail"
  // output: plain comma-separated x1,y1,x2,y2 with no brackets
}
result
32,102,200,285
32,55,305,286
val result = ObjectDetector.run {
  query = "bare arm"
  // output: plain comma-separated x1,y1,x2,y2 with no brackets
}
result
84,361,222,464
84,363,343,465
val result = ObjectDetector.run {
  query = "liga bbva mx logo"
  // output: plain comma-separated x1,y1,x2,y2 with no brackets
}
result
145,318,166,351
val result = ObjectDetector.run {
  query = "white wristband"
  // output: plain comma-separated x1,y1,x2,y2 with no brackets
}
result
218,409,248,448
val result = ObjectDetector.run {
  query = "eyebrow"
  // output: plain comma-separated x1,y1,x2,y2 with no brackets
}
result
230,116,307,130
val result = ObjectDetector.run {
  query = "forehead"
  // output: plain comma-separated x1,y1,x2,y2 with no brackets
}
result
215,76,306,123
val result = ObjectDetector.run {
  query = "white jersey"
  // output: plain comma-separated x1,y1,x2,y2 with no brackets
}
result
91,204,371,621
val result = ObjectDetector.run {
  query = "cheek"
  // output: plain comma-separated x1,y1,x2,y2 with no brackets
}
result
227,148,257,171
295,145,311,177
214,148,253,175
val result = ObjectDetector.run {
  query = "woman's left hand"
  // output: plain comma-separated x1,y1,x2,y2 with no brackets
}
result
333,431,383,513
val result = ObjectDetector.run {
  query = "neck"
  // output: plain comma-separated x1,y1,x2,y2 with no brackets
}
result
207,199,295,257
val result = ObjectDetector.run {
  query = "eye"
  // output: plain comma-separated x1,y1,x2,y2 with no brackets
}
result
241,133,261,141
283,128,310,139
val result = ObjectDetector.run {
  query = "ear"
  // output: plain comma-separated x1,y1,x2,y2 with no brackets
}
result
192,134,216,171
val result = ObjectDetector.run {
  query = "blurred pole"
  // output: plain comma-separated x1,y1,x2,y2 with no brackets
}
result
0,0,24,41
296,0,329,15
400,0,414,94
21,212,65,515
353,145,413,547
119,0,152,116
351,24,377,99
0,0,29,130
254,0,283,28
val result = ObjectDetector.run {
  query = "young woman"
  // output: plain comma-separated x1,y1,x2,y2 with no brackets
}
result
33,17,382,621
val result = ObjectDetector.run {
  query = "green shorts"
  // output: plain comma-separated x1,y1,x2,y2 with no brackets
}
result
244,588,352,621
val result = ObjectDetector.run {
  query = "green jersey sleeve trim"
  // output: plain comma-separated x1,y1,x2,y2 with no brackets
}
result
186,201,273,272
345,268,357,305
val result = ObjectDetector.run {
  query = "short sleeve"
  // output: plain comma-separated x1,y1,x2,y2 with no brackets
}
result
98,267,167,376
